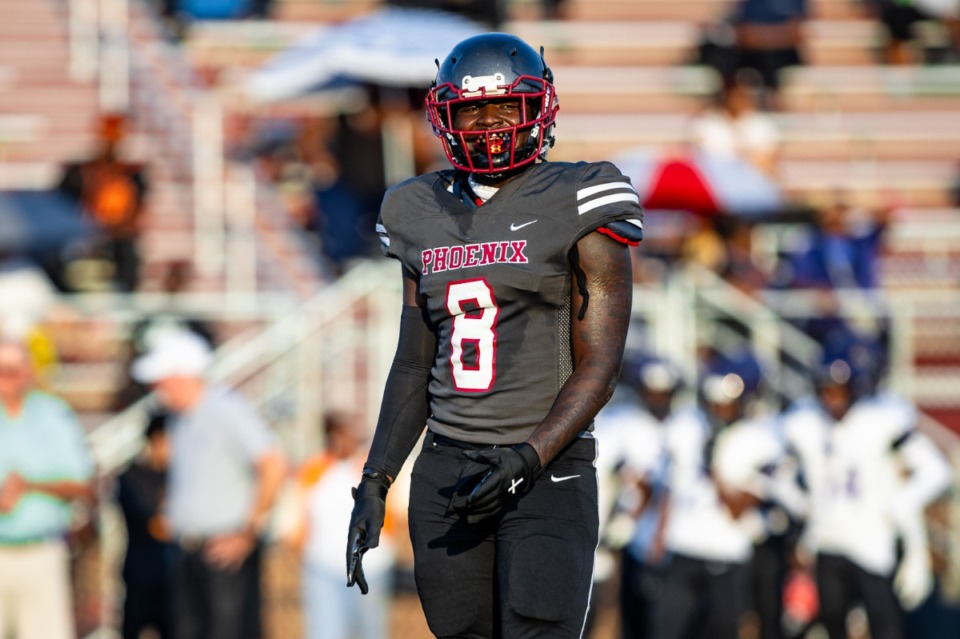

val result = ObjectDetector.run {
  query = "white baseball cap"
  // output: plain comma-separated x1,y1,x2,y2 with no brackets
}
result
131,328,213,383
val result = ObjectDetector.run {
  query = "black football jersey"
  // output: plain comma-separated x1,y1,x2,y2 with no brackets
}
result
377,160,643,445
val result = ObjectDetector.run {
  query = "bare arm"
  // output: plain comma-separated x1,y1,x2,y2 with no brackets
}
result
247,449,288,534
0,473,93,514
713,480,761,520
527,231,633,466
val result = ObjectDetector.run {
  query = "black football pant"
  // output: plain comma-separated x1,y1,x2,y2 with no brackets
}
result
408,431,599,639
751,535,789,639
619,549,665,639
815,553,903,639
653,553,750,639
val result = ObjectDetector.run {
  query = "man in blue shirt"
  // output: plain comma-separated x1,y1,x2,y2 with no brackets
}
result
0,339,95,639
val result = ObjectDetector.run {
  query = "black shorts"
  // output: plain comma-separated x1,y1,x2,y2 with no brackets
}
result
408,431,600,639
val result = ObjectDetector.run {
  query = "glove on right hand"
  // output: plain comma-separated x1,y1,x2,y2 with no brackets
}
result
346,473,389,595
450,443,542,524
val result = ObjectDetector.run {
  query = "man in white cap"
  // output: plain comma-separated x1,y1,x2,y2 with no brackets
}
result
131,328,287,639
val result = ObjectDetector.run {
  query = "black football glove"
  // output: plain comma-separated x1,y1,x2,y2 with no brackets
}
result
346,470,390,595
450,443,542,524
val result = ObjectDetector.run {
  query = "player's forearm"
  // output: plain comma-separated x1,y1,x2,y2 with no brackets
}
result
528,232,633,466
528,355,622,466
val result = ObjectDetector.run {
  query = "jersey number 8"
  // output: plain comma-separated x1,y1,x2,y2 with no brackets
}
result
446,279,500,391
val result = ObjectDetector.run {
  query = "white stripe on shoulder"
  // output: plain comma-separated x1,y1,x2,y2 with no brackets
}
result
577,180,635,200
578,192,641,216
376,222,391,247
626,218,644,228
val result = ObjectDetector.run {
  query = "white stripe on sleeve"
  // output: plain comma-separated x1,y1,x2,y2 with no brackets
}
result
578,192,641,216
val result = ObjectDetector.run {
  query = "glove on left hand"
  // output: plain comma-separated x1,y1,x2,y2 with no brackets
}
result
450,443,542,524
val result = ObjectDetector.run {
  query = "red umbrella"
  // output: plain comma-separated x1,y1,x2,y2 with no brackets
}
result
612,148,784,217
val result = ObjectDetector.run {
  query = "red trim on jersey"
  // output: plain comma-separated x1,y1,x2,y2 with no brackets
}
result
596,225,639,247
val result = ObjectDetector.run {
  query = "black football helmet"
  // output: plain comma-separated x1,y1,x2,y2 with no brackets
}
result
425,33,559,175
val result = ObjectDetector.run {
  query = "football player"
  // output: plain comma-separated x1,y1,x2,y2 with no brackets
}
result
654,361,784,639
783,354,952,639
594,355,687,639
345,33,643,638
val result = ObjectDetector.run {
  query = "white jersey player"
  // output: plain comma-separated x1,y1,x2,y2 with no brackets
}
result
594,357,682,639
783,358,951,639
654,369,784,639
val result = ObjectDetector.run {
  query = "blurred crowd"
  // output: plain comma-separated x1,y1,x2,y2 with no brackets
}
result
587,328,957,639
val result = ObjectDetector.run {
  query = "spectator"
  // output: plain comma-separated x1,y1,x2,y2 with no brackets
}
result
113,260,217,412
57,113,149,293
284,413,397,639
116,411,175,639
688,73,782,177
732,0,809,109
130,329,288,639
313,90,391,274
779,191,893,290
0,338,95,639
862,0,955,64
782,353,952,639
716,215,771,295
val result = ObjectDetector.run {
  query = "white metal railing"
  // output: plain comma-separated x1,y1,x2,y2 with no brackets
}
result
85,260,401,472
68,0,99,83
78,263,960,470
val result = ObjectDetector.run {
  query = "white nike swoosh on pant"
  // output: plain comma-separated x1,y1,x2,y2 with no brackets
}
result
550,474,580,483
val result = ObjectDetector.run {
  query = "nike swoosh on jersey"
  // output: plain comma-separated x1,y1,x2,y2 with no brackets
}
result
550,474,581,483
510,220,538,231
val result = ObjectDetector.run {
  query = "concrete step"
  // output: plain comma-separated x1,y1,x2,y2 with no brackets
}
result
508,19,884,67
0,86,99,113
552,111,960,162
781,65,960,111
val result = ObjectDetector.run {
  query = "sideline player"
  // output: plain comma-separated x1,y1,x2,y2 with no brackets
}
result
783,354,951,639
654,362,783,639
594,355,685,639
345,33,643,638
